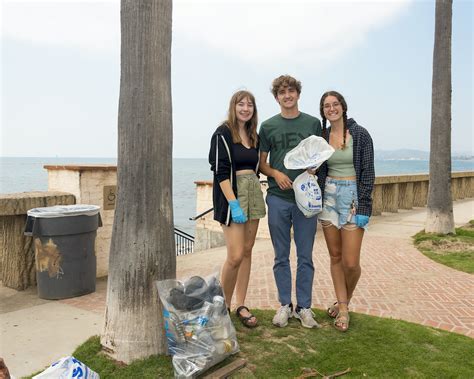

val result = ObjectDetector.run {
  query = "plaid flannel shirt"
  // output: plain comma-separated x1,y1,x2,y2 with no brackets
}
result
317,118,375,216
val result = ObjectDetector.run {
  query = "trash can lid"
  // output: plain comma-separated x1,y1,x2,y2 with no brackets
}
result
27,204,100,218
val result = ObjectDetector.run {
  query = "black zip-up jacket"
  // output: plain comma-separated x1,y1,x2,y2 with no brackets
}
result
208,124,259,226
317,118,375,216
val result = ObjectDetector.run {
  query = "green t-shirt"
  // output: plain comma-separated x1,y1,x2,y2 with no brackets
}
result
259,112,322,202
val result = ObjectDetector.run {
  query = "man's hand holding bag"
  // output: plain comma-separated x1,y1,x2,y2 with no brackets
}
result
284,136,335,218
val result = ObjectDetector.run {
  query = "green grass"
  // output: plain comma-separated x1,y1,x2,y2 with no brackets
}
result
421,250,474,273
413,221,474,274
25,310,474,378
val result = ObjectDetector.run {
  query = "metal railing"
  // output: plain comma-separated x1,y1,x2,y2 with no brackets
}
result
180,179,267,255
174,227,194,256
189,207,213,221
189,180,268,222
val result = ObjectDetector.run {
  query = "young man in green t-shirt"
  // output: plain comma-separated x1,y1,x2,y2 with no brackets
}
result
259,75,322,328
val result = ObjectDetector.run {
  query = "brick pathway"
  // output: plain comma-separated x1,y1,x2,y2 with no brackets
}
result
61,227,474,338
178,231,474,338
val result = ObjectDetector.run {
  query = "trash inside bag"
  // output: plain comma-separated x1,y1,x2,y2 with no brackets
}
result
293,171,323,217
33,356,99,379
156,273,239,379
284,136,334,218
284,135,334,170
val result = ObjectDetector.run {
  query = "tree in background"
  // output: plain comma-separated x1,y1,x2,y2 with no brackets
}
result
426,0,455,234
101,0,175,362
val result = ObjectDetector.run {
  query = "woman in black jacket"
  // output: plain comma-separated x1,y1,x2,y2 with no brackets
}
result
317,91,375,332
208,90,266,327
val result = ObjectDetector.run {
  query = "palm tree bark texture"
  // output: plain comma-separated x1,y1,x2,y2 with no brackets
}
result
101,0,175,362
426,0,455,234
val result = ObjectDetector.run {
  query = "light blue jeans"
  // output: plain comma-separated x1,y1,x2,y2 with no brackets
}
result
266,194,317,309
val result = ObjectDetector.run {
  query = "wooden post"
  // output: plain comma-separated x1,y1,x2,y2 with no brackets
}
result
382,183,399,213
413,181,429,207
371,184,383,216
398,182,414,210
455,176,466,200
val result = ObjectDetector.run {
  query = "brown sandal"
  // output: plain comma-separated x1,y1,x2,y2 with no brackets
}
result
327,302,339,318
334,310,350,332
235,305,258,328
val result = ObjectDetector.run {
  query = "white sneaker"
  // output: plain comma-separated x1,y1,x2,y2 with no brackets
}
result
294,307,321,329
272,304,293,327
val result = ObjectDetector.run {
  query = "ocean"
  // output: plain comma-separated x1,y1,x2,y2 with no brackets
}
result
1,157,473,236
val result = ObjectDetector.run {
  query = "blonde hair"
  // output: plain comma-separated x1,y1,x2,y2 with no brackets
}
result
225,90,258,148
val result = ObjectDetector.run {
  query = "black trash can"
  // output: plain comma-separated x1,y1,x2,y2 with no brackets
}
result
24,204,102,300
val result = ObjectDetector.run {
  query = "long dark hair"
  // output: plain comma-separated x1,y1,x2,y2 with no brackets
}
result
319,91,348,149
225,90,258,148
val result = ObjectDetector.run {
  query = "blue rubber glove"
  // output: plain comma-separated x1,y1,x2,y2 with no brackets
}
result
229,199,247,224
354,215,369,228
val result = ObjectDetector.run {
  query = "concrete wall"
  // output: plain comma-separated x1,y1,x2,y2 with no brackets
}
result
47,170,81,201
45,165,117,277
194,180,271,252
371,172,474,215
42,166,474,271
194,172,474,251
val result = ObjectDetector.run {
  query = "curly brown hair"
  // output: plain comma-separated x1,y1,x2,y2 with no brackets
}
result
270,75,302,98
225,90,258,148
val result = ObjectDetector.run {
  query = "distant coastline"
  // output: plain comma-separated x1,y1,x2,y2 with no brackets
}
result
381,157,474,161
374,149,473,161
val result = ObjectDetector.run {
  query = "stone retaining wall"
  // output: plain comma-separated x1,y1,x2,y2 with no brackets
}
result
194,171,474,251
5,166,470,288
45,165,117,277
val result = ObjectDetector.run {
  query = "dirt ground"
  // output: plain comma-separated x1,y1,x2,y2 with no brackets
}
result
417,222,474,255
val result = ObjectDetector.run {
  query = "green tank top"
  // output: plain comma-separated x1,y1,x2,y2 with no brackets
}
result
327,135,356,177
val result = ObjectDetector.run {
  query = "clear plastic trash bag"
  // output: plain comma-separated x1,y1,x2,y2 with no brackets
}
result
284,135,334,170
33,356,99,379
284,136,335,218
156,273,239,379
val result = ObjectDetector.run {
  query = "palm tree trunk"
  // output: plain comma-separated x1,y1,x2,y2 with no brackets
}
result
101,0,175,362
426,0,455,234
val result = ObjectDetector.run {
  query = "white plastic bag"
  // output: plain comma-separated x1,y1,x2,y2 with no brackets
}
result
293,172,323,217
284,136,334,218
33,356,99,379
156,273,239,379
284,135,334,170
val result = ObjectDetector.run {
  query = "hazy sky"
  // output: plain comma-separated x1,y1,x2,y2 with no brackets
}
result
1,0,473,158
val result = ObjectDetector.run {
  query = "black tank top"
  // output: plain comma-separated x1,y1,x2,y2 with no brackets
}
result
232,143,258,171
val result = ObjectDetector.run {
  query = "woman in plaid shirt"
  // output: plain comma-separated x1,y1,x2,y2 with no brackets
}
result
317,91,375,332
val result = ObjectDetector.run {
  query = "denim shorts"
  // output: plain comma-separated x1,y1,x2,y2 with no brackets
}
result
237,174,266,220
319,177,363,230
